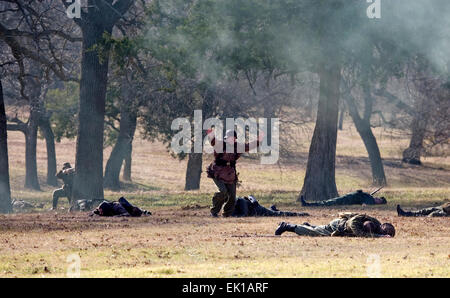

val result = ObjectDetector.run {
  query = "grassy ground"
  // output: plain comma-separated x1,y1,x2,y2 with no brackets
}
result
0,123,449,277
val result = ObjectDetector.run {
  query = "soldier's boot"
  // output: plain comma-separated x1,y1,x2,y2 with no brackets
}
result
211,192,226,217
299,195,323,207
275,222,297,236
223,193,236,217
397,205,413,217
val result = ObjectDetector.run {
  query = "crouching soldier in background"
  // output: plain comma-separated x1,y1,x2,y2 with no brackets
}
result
91,197,151,217
300,190,387,207
397,202,450,217
52,162,75,210
232,196,309,217
275,212,395,238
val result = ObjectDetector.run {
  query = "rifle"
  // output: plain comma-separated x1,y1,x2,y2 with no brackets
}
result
370,186,384,196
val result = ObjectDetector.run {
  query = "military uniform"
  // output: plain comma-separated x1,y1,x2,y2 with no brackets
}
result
232,196,309,217
207,132,259,217
301,190,385,207
334,212,385,237
397,202,450,217
280,212,389,238
92,197,151,217
52,164,75,209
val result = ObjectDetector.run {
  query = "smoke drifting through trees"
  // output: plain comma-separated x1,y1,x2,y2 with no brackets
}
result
0,0,448,201
141,0,449,199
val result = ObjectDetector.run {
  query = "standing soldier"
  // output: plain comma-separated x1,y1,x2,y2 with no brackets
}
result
51,162,75,210
206,128,263,217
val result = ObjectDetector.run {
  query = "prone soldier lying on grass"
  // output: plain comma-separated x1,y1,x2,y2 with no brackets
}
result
397,202,450,217
91,197,151,217
232,196,309,217
300,189,387,207
275,212,395,238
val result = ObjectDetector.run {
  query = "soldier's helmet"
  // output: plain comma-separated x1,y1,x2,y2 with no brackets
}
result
380,223,396,237
63,162,72,170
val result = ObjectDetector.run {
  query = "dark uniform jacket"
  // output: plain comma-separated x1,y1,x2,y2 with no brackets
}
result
207,137,259,184
56,168,75,193
233,196,259,216
92,198,151,217
232,196,309,217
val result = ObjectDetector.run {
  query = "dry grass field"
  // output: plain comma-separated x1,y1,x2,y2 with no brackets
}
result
0,123,449,277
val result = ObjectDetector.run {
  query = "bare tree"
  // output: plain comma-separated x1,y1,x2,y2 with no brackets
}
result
0,77,12,213
0,0,81,189
299,60,341,201
342,66,387,186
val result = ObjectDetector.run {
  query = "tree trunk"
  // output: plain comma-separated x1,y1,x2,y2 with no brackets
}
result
6,118,40,190
39,115,58,186
183,88,215,191
338,103,345,130
402,98,429,165
264,104,275,146
72,24,113,201
0,79,12,213
348,113,387,186
104,107,137,190
185,153,203,190
359,124,387,186
299,62,341,201
24,110,40,190
122,142,132,181
345,91,387,186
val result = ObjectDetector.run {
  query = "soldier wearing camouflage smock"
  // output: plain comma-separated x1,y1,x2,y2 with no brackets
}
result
52,162,75,210
206,128,262,217
397,202,450,217
275,212,395,238
300,190,387,207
